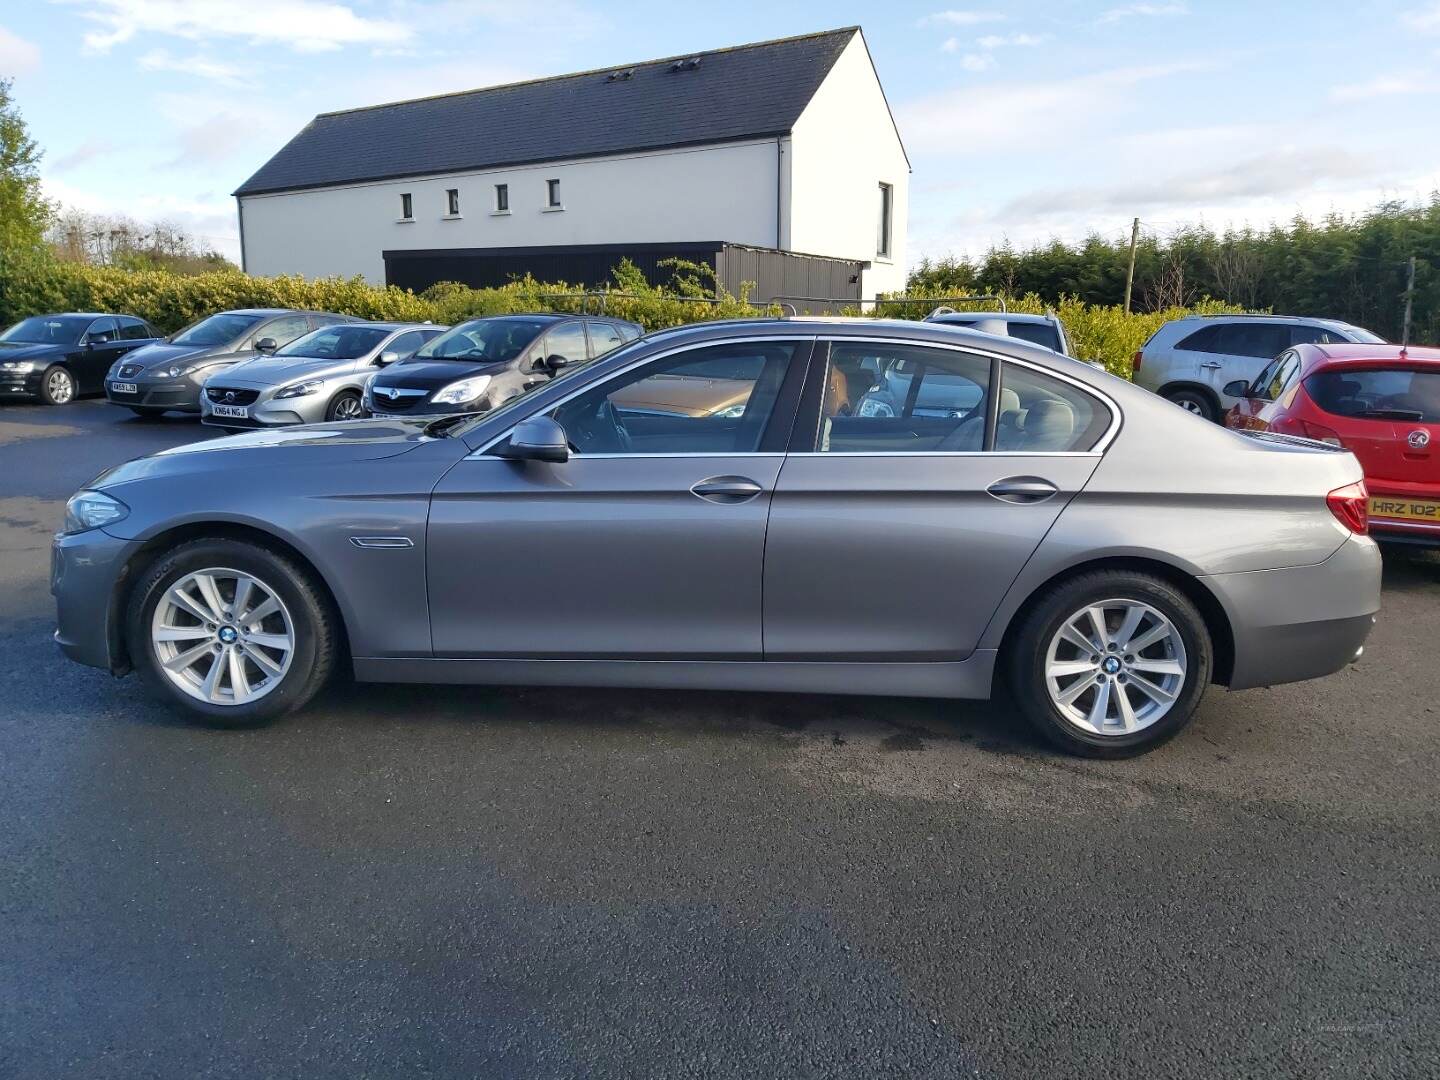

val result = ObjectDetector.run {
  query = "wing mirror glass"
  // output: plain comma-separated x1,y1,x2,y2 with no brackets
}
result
499,415,569,463
1223,379,1250,397
255,337,279,355
541,354,572,373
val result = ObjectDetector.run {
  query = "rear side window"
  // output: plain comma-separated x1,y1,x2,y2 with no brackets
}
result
820,343,991,452
118,318,151,340
997,363,1111,452
586,320,626,356
1176,322,1289,358
1290,325,1348,346
1306,369,1440,421
1174,325,1222,353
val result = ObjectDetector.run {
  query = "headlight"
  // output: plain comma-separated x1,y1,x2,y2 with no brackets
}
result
276,378,323,399
166,366,184,378
432,374,491,406
857,396,895,418
0,360,36,373
63,490,129,535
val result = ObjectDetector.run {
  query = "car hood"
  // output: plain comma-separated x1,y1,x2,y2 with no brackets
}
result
217,355,355,386
116,341,214,370
0,342,66,362
374,357,509,390
90,416,446,489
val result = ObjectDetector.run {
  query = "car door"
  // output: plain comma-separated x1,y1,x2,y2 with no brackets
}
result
763,339,1113,661
426,337,810,658
1206,322,1291,406
75,318,127,393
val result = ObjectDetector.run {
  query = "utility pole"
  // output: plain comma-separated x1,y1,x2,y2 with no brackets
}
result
1401,255,1416,348
1123,217,1140,314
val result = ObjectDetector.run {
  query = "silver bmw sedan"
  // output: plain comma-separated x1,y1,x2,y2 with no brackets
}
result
53,318,1380,757
199,322,445,429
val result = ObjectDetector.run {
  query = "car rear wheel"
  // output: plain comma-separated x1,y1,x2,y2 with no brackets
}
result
326,390,363,422
127,538,338,726
1163,387,1217,422
1006,570,1212,758
39,365,76,405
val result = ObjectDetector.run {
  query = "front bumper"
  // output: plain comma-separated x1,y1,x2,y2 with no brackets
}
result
200,390,329,429
0,370,44,398
51,526,144,672
106,378,202,413
1203,533,1382,690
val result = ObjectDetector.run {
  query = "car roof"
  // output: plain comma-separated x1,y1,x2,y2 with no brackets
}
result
928,312,1057,326
1172,313,1360,330
1302,343,1440,364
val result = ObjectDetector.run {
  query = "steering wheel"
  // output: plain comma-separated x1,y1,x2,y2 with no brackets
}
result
600,399,631,453
562,398,631,453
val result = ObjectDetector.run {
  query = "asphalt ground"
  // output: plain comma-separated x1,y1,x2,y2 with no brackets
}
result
2,398,1437,1079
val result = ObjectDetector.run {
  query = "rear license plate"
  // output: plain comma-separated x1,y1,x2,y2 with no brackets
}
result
110,382,137,394
211,404,249,419
1369,496,1440,523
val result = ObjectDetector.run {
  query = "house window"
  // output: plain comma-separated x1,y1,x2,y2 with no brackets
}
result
446,188,460,216
546,178,562,208
877,182,893,258
494,183,509,213
399,192,413,220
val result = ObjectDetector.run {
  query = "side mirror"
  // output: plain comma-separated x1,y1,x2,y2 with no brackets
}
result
1223,379,1250,397
499,415,570,463
542,354,572,372
376,350,400,366
255,337,278,355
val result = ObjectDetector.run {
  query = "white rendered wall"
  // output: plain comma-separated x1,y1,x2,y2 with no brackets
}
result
239,139,782,283
787,34,910,300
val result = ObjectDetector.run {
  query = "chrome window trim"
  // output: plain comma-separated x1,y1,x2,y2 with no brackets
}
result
468,334,819,458
467,332,1123,460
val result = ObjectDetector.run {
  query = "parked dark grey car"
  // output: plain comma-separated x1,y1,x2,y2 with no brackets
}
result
104,309,355,417
53,318,1381,757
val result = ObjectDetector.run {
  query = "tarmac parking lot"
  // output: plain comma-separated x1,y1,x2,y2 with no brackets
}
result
2,399,1438,1079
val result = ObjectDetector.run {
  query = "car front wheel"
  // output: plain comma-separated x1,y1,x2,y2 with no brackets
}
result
1007,570,1212,758
127,538,338,726
39,365,76,405
326,390,364,422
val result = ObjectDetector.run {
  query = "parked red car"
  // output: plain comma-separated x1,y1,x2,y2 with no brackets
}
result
1224,343,1440,546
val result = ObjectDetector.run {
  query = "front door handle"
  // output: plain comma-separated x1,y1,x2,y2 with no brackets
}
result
1200,360,1224,369
691,476,765,503
987,476,1059,504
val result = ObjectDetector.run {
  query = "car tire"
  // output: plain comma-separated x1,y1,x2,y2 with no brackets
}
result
38,365,76,406
1163,388,1217,423
126,538,339,727
1005,570,1212,758
325,390,364,422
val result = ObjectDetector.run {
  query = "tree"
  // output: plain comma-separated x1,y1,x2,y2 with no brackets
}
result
0,79,52,257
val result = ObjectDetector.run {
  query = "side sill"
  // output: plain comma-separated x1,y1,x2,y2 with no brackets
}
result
351,653,999,700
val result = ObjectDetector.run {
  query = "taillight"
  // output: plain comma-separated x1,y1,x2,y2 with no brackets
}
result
1275,416,1343,447
1327,481,1369,535
1131,350,1143,373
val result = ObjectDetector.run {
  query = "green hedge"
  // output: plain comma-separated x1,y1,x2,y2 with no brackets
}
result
0,254,1246,378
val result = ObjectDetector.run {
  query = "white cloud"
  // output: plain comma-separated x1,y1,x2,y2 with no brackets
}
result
1402,3,1440,33
1330,73,1438,101
50,138,117,172
139,48,246,86
959,51,996,71
1098,3,1188,23
0,25,41,75
55,0,411,54
976,33,1049,48
919,10,1005,27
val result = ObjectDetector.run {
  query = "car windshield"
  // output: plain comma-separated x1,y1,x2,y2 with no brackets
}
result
1306,368,1440,421
413,318,549,363
169,313,266,347
0,315,91,345
1006,323,1064,352
276,325,391,360
1344,327,1386,345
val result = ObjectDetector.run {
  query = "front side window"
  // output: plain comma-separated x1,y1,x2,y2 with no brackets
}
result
84,317,118,343
415,317,548,362
877,182,893,258
386,330,428,358
546,178,562,208
169,313,264,347
1251,350,1300,402
494,183,509,212
446,188,460,215
399,192,413,220
256,315,312,348
822,343,990,452
551,341,798,455
119,318,152,340
276,325,390,359
540,322,588,366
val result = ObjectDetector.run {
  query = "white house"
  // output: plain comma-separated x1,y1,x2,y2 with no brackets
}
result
234,27,909,303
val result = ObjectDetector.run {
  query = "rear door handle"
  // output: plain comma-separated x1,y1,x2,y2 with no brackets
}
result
691,476,765,503
1200,361,1224,369
987,477,1059,504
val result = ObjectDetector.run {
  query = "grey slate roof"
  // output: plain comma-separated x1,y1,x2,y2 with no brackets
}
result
235,27,860,197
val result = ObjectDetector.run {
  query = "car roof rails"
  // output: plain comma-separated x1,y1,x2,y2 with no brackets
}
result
770,295,1009,317
539,291,796,317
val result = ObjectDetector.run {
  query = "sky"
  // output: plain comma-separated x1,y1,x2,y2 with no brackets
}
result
3,1,1439,269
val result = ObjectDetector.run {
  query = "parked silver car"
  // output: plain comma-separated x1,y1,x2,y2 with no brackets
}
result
53,318,1381,757
200,323,444,429
925,308,1071,355
1133,314,1383,422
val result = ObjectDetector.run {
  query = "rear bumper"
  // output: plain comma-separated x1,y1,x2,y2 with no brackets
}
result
1203,534,1381,690
51,527,142,671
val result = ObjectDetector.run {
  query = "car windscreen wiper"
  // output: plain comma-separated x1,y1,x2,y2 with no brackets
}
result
421,414,474,438
1355,408,1425,420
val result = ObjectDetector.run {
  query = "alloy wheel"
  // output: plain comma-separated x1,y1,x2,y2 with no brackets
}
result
150,567,295,706
47,368,75,404
1177,399,1204,414
332,395,363,421
1044,599,1188,736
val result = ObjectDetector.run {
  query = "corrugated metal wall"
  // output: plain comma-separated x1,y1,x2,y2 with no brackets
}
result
382,242,864,309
